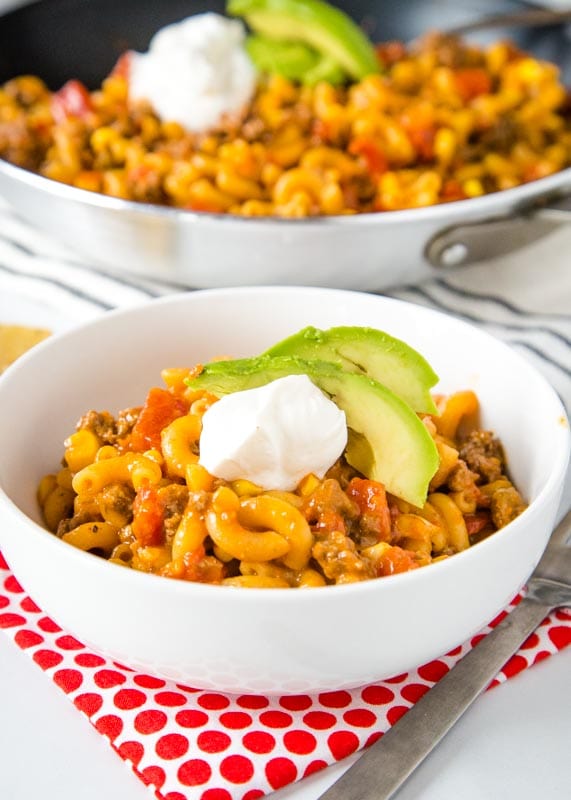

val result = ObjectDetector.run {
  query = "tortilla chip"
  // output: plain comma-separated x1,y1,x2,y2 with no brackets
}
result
0,324,51,373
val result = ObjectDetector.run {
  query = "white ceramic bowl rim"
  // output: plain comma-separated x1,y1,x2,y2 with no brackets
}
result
0,286,568,605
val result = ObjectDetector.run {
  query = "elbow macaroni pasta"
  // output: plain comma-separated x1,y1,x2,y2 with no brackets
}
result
206,486,291,563
72,452,162,494
61,521,120,556
2,34,571,217
37,368,527,587
160,413,201,478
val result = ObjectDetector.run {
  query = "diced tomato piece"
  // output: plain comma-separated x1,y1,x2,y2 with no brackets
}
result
110,51,132,79
312,118,334,143
312,509,347,536
375,41,407,68
129,387,188,452
51,80,93,123
183,546,226,583
128,164,153,182
349,137,388,176
441,179,466,202
464,512,491,536
407,125,436,161
185,200,225,213
183,544,206,568
347,477,388,516
376,545,418,577
522,162,555,183
132,484,164,546
455,68,492,102
161,545,225,583
399,106,436,161
347,477,392,542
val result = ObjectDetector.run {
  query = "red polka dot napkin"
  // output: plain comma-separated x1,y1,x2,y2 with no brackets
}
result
1,550,569,800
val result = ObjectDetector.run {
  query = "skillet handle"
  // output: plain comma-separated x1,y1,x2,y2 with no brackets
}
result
425,196,571,269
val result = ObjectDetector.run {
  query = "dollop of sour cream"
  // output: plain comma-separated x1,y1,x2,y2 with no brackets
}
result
129,13,257,133
199,375,348,491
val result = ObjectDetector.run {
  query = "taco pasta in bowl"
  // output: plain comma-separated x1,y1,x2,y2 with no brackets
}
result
0,287,568,693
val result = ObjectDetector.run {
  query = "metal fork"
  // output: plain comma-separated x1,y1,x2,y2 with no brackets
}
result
318,508,571,800
446,7,571,36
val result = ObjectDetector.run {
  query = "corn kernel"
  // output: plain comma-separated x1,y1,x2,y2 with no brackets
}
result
463,178,485,198
231,479,263,497
298,473,321,496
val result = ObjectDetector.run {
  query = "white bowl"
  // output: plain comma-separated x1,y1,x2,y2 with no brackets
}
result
0,287,568,694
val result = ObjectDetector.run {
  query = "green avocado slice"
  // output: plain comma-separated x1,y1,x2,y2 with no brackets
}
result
187,355,439,507
245,34,346,84
246,35,320,79
304,53,346,85
228,0,380,80
264,326,439,414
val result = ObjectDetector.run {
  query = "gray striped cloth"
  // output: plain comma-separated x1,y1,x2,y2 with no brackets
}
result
1,197,570,511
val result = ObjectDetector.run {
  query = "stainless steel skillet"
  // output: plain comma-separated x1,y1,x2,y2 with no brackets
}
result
1,0,571,289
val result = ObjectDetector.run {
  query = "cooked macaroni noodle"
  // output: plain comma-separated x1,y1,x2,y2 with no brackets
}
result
37,368,527,587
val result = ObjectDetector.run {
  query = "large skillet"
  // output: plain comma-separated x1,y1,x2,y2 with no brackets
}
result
1,0,571,289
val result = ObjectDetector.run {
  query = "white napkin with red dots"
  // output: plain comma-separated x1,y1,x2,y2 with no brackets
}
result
1,549,569,800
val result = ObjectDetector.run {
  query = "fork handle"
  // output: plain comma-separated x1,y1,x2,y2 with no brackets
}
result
317,596,553,800
447,8,571,36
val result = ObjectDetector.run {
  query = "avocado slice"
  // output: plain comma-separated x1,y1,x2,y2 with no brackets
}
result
188,355,439,507
246,34,346,84
246,35,320,80
304,53,346,85
228,0,380,80
264,326,439,415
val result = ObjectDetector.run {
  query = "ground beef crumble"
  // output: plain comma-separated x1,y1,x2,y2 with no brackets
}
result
459,430,505,483
76,407,140,445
